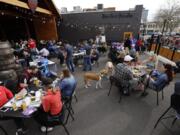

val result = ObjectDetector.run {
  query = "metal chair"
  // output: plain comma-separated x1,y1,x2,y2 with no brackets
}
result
0,125,8,135
151,83,167,106
154,93,180,134
62,81,77,124
108,76,123,103
44,107,70,135
0,115,8,135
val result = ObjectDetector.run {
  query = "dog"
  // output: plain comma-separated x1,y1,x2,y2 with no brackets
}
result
84,69,108,89
105,61,115,78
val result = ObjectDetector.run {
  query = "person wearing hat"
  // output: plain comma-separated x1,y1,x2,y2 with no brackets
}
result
113,55,136,95
35,77,63,133
148,63,173,90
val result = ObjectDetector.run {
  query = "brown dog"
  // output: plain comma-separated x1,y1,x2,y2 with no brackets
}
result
84,69,108,89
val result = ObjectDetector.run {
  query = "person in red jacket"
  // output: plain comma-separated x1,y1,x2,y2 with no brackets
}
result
35,78,63,133
0,85,13,107
28,38,36,49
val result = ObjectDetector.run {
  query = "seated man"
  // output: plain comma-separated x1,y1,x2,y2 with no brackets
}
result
59,69,76,98
113,55,137,95
18,66,39,90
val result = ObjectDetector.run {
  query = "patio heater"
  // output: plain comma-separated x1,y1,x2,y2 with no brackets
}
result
0,41,19,91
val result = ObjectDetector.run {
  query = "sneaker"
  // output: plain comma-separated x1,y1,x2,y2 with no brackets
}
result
41,126,53,133
16,128,28,135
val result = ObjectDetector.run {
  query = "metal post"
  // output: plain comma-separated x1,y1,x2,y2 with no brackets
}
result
143,23,146,36
171,47,176,61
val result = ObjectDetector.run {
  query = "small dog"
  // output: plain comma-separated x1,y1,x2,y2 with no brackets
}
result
105,61,115,77
84,69,108,89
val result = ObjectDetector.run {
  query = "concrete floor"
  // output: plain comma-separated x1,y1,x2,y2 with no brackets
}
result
0,53,180,135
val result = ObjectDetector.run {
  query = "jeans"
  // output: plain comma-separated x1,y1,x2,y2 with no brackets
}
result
83,56,92,71
66,58,74,72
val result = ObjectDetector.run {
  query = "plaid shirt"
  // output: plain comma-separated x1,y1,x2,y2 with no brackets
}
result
113,63,133,87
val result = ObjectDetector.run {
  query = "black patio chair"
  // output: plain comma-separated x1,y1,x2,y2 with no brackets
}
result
151,83,167,106
108,76,123,103
0,114,8,135
0,125,8,135
44,107,70,135
62,82,77,124
154,82,180,134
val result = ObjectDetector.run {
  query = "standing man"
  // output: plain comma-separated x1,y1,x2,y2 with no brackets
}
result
64,41,74,72
83,40,92,71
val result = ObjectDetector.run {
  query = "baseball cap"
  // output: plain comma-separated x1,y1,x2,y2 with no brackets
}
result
124,55,133,62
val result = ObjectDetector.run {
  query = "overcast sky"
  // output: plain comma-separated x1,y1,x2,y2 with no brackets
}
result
52,0,168,21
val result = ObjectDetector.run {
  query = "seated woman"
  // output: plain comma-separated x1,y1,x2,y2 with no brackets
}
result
142,52,158,69
59,69,76,98
148,64,173,90
35,78,63,132
0,83,13,107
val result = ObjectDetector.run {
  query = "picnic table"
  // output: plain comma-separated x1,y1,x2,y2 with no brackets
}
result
29,59,57,75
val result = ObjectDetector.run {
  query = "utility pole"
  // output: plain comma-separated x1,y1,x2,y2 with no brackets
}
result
161,19,167,36
155,19,167,55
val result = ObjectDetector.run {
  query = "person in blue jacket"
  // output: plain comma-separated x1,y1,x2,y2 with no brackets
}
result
59,69,77,97
149,64,173,90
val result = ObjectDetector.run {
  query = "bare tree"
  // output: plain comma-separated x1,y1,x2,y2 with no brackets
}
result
154,0,180,33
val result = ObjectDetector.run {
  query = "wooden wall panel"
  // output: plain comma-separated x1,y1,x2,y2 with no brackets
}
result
33,17,58,41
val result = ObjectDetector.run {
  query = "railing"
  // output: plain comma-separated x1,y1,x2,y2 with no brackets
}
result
151,44,180,62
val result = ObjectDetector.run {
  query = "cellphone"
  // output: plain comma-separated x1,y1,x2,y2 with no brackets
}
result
0,107,9,112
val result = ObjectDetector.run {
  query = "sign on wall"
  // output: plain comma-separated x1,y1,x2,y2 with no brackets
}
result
28,0,38,13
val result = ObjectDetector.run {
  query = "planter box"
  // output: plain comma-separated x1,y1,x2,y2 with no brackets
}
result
173,51,180,62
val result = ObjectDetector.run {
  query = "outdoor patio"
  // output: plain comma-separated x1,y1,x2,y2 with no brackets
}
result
0,54,179,135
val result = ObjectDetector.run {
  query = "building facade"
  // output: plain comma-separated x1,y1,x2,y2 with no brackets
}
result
59,5,144,42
